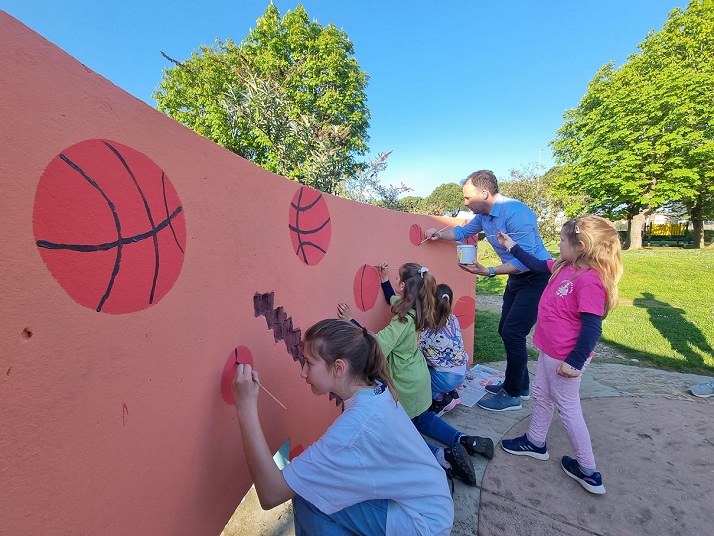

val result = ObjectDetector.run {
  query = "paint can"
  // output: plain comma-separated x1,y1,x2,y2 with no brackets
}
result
457,244,477,264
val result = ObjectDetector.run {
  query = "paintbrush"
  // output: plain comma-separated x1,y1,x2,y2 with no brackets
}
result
419,225,451,244
235,361,288,410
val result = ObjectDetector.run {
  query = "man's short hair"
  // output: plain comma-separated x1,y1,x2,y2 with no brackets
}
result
463,170,499,194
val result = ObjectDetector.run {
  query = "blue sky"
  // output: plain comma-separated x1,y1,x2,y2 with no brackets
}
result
2,0,684,197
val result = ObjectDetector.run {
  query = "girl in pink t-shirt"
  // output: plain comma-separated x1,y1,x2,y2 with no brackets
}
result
496,215,623,495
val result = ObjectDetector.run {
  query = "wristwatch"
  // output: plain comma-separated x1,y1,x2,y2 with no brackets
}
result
487,266,496,278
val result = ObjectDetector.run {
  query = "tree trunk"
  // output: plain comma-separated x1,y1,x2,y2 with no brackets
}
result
689,197,704,249
691,219,704,248
624,207,654,249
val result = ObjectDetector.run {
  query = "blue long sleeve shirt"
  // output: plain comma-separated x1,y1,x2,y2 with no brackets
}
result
453,194,551,272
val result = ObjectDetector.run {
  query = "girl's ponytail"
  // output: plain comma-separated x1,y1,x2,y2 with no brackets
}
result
392,263,437,331
433,284,453,330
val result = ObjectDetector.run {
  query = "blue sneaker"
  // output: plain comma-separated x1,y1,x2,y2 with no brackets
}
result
478,389,522,411
485,383,530,400
561,456,606,494
501,434,549,460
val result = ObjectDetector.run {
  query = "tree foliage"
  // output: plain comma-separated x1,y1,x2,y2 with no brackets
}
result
154,3,370,193
550,0,714,248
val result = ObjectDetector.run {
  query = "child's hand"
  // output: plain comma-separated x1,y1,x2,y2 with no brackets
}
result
376,263,389,282
337,302,353,321
557,362,582,378
497,231,516,251
232,363,261,414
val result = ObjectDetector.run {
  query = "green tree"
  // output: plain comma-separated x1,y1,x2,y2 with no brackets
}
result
551,0,714,249
154,3,370,193
423,183,464,216
336,152,412,209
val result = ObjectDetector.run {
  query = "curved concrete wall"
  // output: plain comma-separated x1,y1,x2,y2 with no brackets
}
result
0,12,476,535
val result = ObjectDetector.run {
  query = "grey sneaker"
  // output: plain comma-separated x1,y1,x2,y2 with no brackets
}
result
690,380,714,398
485,383,530,400
478,389,522,412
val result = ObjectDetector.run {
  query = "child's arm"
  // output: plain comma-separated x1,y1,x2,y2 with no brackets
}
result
498,232,550,273
232,364,295,509
377,263,396,303
557,313,603,377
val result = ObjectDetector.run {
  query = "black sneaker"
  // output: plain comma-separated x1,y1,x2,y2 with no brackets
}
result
561,456,606,494
460,435,494,460
443,444,477,486
429,393,454,414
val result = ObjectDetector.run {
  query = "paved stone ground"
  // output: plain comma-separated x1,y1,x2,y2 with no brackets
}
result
223,294,714,535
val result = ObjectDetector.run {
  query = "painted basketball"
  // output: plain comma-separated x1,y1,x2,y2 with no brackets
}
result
221,346,255,405
33,139,186,314
409,223,423,246
353,264,381,312
453,295,476,329
289,186,331,266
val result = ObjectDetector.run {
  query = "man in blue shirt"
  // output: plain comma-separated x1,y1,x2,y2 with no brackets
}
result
425,170,551,412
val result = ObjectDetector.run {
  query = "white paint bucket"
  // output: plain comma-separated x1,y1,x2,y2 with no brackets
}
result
457,244,477,264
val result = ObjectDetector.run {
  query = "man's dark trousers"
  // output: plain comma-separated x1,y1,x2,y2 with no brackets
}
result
498,271,550,397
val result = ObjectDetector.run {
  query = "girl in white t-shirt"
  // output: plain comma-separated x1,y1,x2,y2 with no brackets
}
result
231,319,454,536
497,215,623,495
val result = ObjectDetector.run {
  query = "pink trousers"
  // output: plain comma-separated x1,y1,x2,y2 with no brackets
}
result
527,351,596,470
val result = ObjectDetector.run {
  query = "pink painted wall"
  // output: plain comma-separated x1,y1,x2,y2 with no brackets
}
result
0,12,477,536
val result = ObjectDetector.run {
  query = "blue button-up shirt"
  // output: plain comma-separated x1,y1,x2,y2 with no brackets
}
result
453,194,551,272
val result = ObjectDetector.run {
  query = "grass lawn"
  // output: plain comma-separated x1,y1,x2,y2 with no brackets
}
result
473,246,714,374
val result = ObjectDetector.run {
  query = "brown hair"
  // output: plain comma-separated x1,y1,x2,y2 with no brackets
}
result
304,319,398,402
463,170,499,195
392,263,437,331
433,283,453,331
552,215,623,317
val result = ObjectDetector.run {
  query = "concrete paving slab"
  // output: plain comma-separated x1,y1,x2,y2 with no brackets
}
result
480,397,713,536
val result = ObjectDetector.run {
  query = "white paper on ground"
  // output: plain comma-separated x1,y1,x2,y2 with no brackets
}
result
452,364,506,407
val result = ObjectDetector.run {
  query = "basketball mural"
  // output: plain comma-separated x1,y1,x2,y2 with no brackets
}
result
0,13,477,536
289,186,331,266
33,139,186,313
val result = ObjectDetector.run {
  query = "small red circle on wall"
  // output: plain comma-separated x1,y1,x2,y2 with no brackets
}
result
353,264,381,312
33,139,186,313
453,295,476,329
221,346,255,405
289,186,331,266
409,224,423,246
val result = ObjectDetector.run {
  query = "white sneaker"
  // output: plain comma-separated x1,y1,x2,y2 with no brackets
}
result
690,381,714,398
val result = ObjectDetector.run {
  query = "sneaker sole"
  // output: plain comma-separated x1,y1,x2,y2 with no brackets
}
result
442,399,462,412
561,462,606,494
691,392,714,398
477,401,522,412
501,443,549,460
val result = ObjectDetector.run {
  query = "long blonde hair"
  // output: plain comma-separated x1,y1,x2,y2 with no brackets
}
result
552,215,623,317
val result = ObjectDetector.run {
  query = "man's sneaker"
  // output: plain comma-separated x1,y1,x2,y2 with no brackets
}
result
690,380,714,398
460,435,494,460
478,389,522,412
561,456,606,494
501,434,549,460
443,444,477,486
485,383,530,400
